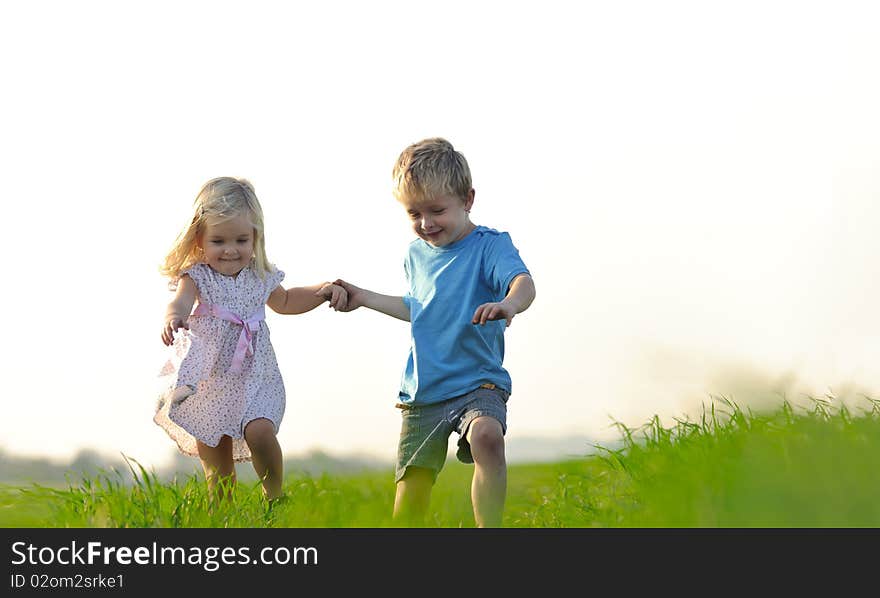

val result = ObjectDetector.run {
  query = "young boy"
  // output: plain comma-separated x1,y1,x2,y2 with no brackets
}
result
336,138,535,527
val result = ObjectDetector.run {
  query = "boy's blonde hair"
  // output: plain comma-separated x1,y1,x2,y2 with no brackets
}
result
161,177,273,285
392,137,472,204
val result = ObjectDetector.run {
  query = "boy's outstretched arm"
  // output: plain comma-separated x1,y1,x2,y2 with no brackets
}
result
472,273,536,327
333,279,410,322
267,282,347,315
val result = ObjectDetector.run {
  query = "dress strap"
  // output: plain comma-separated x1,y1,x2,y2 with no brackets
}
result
193,303,266,373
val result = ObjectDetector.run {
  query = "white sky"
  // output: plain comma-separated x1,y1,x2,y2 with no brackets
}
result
2,1,878,470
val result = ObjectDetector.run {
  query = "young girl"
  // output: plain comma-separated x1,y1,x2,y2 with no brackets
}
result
153,176,346,502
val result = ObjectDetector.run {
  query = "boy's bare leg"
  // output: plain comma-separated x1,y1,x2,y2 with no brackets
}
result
467,417,507,527
244,418,284,500
197,436,236,502
393,466,434,526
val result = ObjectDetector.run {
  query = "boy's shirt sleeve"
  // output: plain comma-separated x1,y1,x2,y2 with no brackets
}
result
402,254,415,311
483,232,531,298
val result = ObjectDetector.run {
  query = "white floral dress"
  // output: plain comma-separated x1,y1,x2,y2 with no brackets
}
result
154,263,286,462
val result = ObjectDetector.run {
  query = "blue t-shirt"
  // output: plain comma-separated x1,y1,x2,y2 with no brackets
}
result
399,225,530,405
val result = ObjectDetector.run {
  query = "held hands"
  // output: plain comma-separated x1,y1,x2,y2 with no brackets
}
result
472,300,518,327
329,279,364,312
161,317,189,346
315,283,349,311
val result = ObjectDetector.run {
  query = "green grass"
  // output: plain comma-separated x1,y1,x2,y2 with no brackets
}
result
602,394,880,527
3,395,879,527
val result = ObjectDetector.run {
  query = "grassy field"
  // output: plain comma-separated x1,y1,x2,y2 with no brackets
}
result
2,395,879,528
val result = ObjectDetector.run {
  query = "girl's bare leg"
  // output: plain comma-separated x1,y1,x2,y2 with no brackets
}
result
244,418,284,500
197,436,236,502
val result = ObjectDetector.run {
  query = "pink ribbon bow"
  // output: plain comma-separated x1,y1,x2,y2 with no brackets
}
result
193,302,266,373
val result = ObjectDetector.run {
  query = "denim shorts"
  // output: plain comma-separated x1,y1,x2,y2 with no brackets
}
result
395,384,509,483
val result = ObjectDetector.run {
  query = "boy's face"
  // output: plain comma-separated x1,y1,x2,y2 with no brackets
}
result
401,189,475,247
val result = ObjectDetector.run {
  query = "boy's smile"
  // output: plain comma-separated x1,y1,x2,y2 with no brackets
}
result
199,213,255,277
401,190,476,248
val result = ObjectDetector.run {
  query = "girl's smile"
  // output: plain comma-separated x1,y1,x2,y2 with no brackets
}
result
199,213,255,276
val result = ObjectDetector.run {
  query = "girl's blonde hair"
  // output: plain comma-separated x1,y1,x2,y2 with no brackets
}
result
161,177,273,285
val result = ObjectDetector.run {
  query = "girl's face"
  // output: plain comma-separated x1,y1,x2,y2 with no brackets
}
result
198,212,255,277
